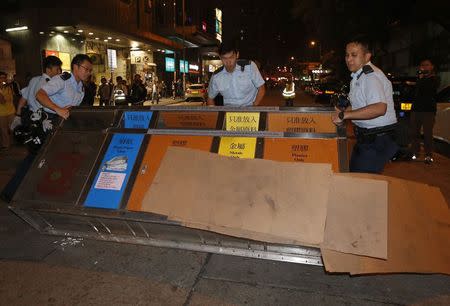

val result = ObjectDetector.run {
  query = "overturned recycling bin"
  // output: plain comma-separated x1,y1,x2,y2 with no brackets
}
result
10,106,350,266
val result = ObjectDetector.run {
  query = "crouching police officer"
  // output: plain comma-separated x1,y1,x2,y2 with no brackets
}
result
207,41,266,107
0,55,92,203
332,40,398,173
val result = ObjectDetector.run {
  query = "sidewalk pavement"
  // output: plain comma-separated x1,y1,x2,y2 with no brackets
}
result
1,139,449,305
92,97,186,107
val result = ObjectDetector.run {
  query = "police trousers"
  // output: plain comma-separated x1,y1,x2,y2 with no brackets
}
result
350,127,399,174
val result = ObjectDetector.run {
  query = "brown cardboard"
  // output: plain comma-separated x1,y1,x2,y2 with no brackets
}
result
127,135,213,211
141,147,333,246
321,174,450,275
322,175,388,259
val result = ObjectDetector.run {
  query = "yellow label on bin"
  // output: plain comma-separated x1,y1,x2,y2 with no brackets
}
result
218,137,257,159
225,112,260,132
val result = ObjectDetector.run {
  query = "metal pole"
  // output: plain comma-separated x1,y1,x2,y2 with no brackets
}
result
319,43,322,62
182,0,186,95
173,1,177,85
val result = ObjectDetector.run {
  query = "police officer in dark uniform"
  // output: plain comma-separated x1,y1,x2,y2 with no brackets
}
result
332,40,398,173
207,41,265,107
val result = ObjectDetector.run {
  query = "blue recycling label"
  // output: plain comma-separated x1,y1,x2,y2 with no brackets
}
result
123,111,153,129
84,133,144,209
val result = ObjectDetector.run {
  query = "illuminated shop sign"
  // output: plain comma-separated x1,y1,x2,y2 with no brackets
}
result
107,49,117,69
189,64,199,71
165,57,175,72
179,60,189,73
215,8,223,42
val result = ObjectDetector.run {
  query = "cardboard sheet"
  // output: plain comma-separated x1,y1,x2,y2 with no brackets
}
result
126,135,213,211
321,174,450,275
141,147,333,246
322,175,388,259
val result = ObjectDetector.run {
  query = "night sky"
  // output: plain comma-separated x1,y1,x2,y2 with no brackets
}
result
220,0,450,68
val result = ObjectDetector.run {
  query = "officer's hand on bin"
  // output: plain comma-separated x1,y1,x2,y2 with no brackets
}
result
56,106,71,120
332,106,345,126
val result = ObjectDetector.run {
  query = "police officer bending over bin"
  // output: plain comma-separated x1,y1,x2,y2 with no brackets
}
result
36,54,92,122
207,41,266,107
332,40,398,173
0,56,90,203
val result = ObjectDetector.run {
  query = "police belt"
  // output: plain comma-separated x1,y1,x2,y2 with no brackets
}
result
44,111,58,120
354,123,397,137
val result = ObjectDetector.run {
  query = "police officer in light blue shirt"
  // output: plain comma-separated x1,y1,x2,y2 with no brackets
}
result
36,54,93,120
10,56,63,130
332,40,398,173
207,41,266,107
1,56,64,204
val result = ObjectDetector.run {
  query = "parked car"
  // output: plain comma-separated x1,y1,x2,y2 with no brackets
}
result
436,85,450,103
391,76,416,118
185,83,207,102
434,85,450,145
312,82,342,105
391,77,449,149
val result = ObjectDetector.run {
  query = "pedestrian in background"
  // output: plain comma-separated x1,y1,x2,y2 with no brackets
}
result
80,75,97,106
111,76,128,105
151,81,159,104
113,76,128,96
176,79,183,98
130,74,147,104
171,80,176,99
161,81,167,98
0,71,15,150
409,58,439,164
282,75,296,107
97,77,112,106
11,74,21,110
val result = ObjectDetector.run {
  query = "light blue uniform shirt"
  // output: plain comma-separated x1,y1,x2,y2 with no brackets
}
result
349,62,397,129
208,61,265,107
20,73,51,112
40,73,84,114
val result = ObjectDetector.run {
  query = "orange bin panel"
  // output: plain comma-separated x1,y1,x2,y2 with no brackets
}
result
267,113,336,133
159,112,219,129
263,138,340,172
126,135,213,211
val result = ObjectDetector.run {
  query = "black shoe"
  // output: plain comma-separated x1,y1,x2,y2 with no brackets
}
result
424,155,434,164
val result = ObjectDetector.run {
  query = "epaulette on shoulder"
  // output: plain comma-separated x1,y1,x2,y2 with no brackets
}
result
60,72,71,80
237,59,251,72
213,66,224,75
362,65,374,74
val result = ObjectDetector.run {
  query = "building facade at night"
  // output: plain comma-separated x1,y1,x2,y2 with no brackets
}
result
376,21,450,89
1,0,223,87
